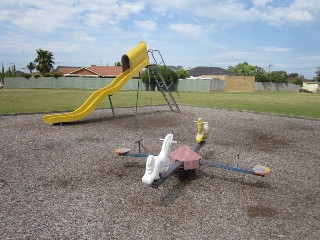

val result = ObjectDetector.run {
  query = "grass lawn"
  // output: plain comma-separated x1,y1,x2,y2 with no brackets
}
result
0,89,319,119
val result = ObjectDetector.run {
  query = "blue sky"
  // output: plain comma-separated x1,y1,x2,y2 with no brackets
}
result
1,0,319,79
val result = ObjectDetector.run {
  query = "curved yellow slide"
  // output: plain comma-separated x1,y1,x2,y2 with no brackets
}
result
43,42,150,125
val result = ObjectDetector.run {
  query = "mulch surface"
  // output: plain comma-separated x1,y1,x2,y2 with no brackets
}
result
1,105,319,239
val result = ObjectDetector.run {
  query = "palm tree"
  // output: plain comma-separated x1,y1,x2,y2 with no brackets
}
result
26,62,36,74
34,49,55,75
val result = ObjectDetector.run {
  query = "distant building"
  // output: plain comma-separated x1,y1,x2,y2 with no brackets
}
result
186,66,254,92
55,66,81,76
188,66,239,78
55,65,139,78
301,79,319,93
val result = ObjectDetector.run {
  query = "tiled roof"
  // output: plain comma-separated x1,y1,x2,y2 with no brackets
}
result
287,76,312,83
88,66,122,76
188,66,239,77
57,65,139,77
56,66,81,75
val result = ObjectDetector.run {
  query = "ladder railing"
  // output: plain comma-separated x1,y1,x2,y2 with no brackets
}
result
147,50,180,112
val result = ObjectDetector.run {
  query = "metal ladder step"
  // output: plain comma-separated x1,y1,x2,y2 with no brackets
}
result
148,65,180,112
147,49,180,112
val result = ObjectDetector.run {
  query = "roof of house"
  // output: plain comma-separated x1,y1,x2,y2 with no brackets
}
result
55,66,81,75
167,66,180,71
56,65,139,77
287,76,316,83
302,79,317,83
188,66,239,77
67,66,123,77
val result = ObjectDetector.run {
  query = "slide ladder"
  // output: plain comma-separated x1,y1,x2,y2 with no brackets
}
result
148,50,180,112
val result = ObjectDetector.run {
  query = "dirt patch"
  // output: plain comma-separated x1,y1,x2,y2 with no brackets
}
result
245,205,278,218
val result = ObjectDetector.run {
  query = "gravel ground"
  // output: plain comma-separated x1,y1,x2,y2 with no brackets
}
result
1,105,319,239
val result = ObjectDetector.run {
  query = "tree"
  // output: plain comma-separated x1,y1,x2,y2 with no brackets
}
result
114,61,121,66
26,62,36,74
228,62,269,82
34,49,55,75
272,70,288,80
228,62,257,76
176,67,189,79
292,77,303,87
7,67,12,77
1,63,4,79
266,71,288,83
289,73,299,77
141,66,178,90
315,66,320,82
255,72,268,82
12,65,16,77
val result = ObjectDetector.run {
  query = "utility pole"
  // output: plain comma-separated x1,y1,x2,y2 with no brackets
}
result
268,64,275,73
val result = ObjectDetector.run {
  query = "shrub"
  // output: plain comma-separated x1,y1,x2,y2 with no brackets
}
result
24,73,31,79
292,77,303,87
53,72,62,79
44,73,52,77
141,66,178,90
33,74,41,78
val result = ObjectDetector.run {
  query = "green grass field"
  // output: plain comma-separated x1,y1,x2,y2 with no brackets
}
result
0,89,319,119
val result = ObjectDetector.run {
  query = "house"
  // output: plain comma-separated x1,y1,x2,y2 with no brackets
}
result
55,65,140,78
301,79,319,93
188,66,239,78
187,66,255,92
55,66,81,76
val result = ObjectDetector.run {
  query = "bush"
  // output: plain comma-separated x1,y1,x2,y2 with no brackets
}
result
33,74,41,78
141,66,178,90
176,68,189,79
44,73,52,77
53,72,62,79
266,72,288,83
24,73,31,79
292,77,303,87
255,72,268,82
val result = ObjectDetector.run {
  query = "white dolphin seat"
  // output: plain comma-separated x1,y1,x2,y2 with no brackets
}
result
142,133,175,185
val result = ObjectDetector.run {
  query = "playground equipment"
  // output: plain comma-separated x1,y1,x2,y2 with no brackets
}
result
195,118,210,143
142,133,176,184
115,118,271,187
43,41,179,125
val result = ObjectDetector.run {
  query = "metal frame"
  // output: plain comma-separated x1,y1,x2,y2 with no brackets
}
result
147,49,180,112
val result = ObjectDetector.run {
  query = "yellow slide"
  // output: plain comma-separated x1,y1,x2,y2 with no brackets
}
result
43,42,150,125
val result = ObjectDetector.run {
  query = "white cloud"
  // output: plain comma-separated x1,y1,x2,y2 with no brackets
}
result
297,54,320,62
116,1,145,19
252,0,272,8
149,0,187,14
0,0,319,79
148,0,320,26
1,0,319,34
40,41,82,53
134,20,157,31
169,23,205,36
260,46,292,52
257,0,320,25
0,0,147,32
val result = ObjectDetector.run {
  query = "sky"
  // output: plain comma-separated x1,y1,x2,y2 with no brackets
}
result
0,0,320,79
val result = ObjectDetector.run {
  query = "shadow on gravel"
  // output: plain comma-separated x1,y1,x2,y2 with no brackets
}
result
160,180,192,207
200,171,271,189
50,109,172,126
